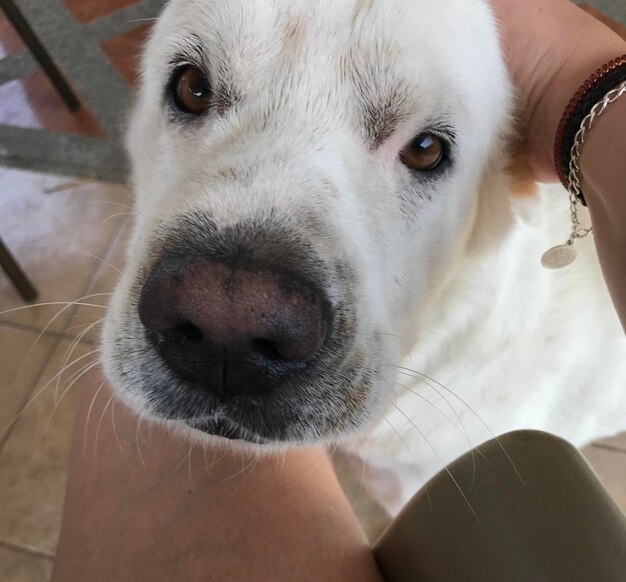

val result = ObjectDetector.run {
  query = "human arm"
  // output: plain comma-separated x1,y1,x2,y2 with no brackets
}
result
51,384,383,582
491,0,626,327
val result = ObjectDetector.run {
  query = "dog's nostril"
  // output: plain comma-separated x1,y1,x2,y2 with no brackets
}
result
251,338,282,362
174,322,204,344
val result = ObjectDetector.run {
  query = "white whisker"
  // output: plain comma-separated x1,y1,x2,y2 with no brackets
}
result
62,200,138,214
386,398,480,523
382,413,433,511
13,293,109,390
1,350,100,440
395,380,467,442
16,245,123,274
224,453,258,483
62,320,104,336
94,394,114,457
394,365,523,484
96,212,134,230
187,442,195,488
137,416,149,448
0,301,109,318
83,381,106,458
202,443,209,470
136,417,147,468
43,359,101,435
394,373,485,482
111,399,124,452
153,448,192,485
55,320,103,404
210,447,229,468
234,453,262,490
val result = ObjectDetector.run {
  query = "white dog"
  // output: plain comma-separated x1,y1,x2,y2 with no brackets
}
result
103,0,626,513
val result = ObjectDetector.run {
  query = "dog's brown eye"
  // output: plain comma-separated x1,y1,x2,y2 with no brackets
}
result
400,133,446,172
173,65,211,115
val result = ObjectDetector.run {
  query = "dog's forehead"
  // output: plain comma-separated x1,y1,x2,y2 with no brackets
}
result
158,0,498,87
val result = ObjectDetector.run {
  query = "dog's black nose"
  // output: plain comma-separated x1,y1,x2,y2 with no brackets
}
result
138,255,329,397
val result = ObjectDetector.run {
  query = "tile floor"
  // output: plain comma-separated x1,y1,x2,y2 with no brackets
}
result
0,2,626,581
0,167,131,580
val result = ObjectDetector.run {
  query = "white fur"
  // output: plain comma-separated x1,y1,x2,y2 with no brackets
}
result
348,190,626,512
103,0,626,514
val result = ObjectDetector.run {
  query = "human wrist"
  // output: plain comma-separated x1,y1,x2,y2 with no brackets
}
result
579,95,626,205
577,93,626,330
528,25,625,182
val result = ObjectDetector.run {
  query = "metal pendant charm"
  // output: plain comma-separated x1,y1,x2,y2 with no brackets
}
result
541,244,577,269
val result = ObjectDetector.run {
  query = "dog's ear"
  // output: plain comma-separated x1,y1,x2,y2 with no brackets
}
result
505,137,543,226
505,140,539,199
470,130,543,253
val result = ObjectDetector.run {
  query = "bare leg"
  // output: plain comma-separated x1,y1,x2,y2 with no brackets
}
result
52,384,382,582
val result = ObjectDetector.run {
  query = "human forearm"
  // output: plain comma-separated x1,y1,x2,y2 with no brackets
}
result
51,385,383,582
580,97,626,329
492,0,626,181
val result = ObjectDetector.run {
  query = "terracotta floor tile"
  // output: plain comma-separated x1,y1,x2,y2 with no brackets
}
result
0,168,131,332
67,219,132,344
0,546,53,582
0,325,59,436
0,339,104,554
0,13,25,59
583,445,626,513
61,0,140,25
0,71,105,137
101,23,152,88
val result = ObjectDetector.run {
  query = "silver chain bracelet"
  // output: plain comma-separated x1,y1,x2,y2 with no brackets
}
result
542,79,626,269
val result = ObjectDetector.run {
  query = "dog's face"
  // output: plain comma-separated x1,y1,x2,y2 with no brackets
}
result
103,0,513,446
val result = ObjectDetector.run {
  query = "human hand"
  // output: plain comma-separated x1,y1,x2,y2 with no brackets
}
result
490,0,626,182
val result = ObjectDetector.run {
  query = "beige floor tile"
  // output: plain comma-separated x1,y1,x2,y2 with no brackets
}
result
583,445,626,513
0,339,104,554
0,167,131,333
0,325,59,435
0,546,53,582
66,219,132,344
595,432,626,453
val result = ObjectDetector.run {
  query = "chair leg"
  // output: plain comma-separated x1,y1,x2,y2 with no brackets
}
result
0,0,81,112
0,238,38,302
